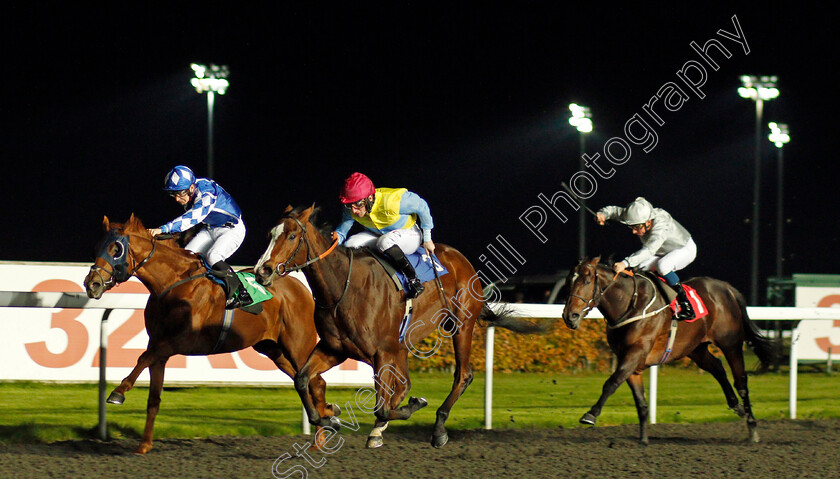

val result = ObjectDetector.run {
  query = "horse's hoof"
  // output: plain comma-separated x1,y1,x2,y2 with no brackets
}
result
431,433,448,448
107,391,125,405
325,416,341,431
409,396,428,410
133,442,152,455
366,436,384,449
580,412,597,425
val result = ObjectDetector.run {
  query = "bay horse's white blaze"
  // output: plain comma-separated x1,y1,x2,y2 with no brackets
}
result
256,224,285,272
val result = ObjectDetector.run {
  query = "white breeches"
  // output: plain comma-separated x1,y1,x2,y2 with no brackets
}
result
637,238,697,275
345,225,422,254
185,220,246,265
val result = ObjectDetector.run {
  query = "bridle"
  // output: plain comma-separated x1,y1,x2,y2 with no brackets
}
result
272,218,338,277
89,228,157,288
567,263,629,318
270,217,348,312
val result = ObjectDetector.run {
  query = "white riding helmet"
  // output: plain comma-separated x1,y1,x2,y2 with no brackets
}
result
620,197,654,225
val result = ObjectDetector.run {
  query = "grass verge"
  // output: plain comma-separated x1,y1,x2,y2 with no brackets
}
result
2,368,839,444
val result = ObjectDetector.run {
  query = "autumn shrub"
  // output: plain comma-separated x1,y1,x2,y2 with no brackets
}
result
408,318,614,373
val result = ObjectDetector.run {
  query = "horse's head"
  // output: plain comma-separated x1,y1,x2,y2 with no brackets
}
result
562,257,604,330
255,205,319,286
84,214,151,299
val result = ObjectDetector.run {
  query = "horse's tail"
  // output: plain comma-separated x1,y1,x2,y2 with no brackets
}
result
480,303,553,334
732,286,776,368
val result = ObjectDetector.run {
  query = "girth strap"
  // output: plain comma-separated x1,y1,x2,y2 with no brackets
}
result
211,309,235,353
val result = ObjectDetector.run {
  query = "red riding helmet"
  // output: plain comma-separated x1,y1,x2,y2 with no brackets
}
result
339,172,375,204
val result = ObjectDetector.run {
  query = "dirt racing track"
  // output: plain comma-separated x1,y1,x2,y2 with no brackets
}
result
1,418,838,478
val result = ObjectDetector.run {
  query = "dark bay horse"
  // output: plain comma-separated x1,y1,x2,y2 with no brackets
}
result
83,214,336,454
562,257,774,444
253,205,544,448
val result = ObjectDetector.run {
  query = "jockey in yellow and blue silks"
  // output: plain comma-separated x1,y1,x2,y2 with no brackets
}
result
334,172,434,299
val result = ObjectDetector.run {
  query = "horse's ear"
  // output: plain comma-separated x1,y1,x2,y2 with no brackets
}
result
589,256,601,265
300,205,316,222
102,216,110,231
129,213,136,224
283,205,293,214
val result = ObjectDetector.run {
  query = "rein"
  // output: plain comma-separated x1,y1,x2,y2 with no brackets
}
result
606,275,671,329
273,218,350,312
568,264,627,317
570,264,669,329
274,218,340,276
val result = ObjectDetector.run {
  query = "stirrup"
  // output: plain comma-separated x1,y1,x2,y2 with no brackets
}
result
675,302,695,320
406,278,425,298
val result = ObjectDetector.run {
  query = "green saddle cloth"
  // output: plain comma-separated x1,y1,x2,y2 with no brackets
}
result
237,272,273,304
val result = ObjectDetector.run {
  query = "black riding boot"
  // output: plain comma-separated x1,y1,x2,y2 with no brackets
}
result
383,245,425,299
673,282,695,321
211,261,252,309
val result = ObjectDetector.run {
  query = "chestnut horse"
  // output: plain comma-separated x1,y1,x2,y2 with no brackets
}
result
562,257,774,444
83,214,336,454
253,206,545,448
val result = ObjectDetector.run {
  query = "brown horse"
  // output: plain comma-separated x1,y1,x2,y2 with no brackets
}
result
562,257,774,444
83,214,337,454
253,205,544,448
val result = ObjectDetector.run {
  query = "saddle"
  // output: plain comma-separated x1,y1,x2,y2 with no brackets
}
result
203,259,271,314
364,247,449,293
639,271,707,323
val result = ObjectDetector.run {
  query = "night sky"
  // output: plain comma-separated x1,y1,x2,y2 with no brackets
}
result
2,4,837,304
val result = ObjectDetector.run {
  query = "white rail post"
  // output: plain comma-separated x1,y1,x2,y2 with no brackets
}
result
789,324,799,419
485,326,495,429
98,309,112,440
649,365,658,424
302,407,311,435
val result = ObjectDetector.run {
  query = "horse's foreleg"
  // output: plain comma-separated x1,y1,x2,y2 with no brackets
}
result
294,343,344,429
366,354,426,449
107,349,158,405
626,373,649,445
135,357,168,455
430,317,476,448
689,344,742,414
581,350,644,427
722,345,760,443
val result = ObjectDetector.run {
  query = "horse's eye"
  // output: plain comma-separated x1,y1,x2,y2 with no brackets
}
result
288,234,297,240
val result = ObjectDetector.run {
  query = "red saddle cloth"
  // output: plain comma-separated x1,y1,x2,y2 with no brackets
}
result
669,284,709,323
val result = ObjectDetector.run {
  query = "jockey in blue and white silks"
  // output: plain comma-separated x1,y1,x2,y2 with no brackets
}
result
150,165,245,267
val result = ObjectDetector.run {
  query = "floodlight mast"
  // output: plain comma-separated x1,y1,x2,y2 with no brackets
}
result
768,122,790,284
738,75,778,305
191,63,230,179
569,103,593,260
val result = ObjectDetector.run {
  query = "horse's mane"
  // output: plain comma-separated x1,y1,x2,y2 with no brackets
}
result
122,214,198,256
